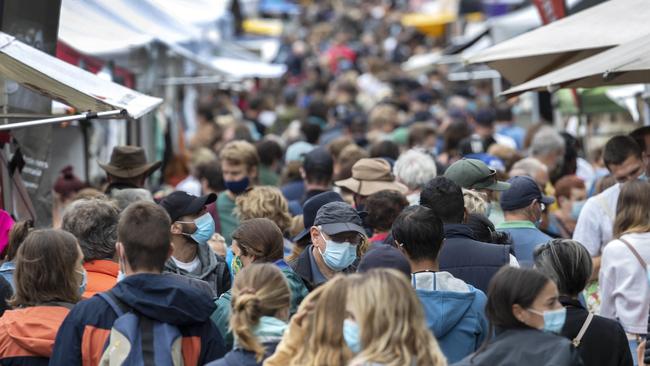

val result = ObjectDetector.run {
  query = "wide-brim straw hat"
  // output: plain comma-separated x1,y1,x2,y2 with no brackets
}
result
335,158,408,196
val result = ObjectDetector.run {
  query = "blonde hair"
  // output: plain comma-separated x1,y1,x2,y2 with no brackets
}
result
463,188,488,216
230,263,291,362
346,269,447,366
235,186,292,232
290,276,352,366
614,180,650,237
219,140,260,169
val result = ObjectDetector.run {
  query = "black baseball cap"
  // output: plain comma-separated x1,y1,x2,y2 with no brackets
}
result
314,201,365,236
159,191,217,222
500,175,554,211
293,191,344,242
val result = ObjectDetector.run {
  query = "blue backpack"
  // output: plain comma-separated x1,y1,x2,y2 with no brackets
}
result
97,292,185,366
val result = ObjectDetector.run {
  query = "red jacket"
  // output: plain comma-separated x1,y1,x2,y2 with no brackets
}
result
0,305,70,365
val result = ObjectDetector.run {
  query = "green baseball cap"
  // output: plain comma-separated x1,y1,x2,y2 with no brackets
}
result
444,159,510,191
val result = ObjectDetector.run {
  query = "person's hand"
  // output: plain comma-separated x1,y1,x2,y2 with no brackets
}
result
208,233,227,257
637,340,646,366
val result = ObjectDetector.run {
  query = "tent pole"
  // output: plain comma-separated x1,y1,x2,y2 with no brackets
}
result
0,109,126,131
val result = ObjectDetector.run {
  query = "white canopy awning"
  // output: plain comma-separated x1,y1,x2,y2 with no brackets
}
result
0,32,162,119
502,34,650,96
211,57,287,79
468,0,650,84
59,0,154,55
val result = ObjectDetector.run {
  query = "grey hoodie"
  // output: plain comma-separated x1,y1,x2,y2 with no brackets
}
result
164,243,231,297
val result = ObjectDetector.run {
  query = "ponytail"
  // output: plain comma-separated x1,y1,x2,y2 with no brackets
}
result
231,289,266,361
6,220,34,261
229,264,291,362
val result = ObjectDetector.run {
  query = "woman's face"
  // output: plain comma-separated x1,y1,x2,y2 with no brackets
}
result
515,280,562,329
231,240,255,267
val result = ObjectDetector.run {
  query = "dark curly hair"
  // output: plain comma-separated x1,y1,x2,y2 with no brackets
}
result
365,191,409,233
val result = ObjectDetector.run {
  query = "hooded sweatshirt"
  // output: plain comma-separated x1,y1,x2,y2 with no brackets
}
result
49,273,226,366
0,306,70,365
164,241,231,297
412,271,488,363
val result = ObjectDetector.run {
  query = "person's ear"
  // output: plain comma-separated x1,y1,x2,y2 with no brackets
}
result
249,165,258,179
170,222,183,235
299,167,307,180
310,227,321,247
512,304,527,323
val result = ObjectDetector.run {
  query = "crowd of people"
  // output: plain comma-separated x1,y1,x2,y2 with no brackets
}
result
0,1,648,366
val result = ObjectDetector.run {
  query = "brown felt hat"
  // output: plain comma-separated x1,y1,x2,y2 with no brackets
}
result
335,158,408,196
99,146,162,179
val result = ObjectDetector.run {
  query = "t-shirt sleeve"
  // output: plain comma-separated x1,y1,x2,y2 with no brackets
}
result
573,198,603,256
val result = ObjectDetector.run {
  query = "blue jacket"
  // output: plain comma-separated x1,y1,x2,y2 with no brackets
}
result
412,271,488,363
206,342,279,366
49,273,226,366
495,220,551,266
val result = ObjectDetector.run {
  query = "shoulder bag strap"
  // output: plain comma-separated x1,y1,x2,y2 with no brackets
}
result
619,238,648,268
572,311,594,347
97,291,129,317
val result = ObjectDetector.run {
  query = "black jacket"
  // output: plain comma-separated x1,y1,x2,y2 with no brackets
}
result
439,224,511,293
453,328,583,366
559,297,632,366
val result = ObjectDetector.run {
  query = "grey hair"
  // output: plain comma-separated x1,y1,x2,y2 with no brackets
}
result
111,188,154,212
393,149,437,190
510,157,547,178
463,188,488,215
530,126,565,157
533,239,593,296
61,198,119,262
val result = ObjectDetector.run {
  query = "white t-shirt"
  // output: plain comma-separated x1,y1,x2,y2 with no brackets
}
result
573,183,620,256
171,256,200,273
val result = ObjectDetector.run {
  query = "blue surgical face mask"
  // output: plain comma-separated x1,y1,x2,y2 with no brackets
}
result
178,213,215,246
528,307,566,334
570,200,586,220
343,319,361,354
77,269,87,296
225,176,250,195
318,232,357,271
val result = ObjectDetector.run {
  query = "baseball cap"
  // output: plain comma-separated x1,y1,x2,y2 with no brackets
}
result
357,244,411,279
159,191,217,222
314,201,365,237
293,191,344,242
303,147,333,178
473,109,495,127
444,159,510,191
500,175,555,211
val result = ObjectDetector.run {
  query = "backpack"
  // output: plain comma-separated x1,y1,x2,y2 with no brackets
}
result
97,291,184,366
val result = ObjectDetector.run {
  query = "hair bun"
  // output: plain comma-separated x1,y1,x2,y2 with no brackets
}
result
233,290,261,321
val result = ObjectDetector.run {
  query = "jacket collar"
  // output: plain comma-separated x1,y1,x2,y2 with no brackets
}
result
443,224,477,240
559,295,584,309
496,220,537,230
83,259,119,277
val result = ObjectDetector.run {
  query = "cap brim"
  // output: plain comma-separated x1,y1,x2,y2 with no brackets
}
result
483,180,511,191
320,222,366,236
293,228,310,242
540,195,555,205
181,193,217,218
99,160,162,179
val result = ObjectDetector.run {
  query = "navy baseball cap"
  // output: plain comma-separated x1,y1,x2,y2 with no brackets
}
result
293,191,344,242
500,175,554,211
314,201,365,237
159,191,217,222
357,244,411,279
